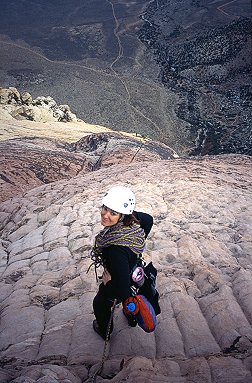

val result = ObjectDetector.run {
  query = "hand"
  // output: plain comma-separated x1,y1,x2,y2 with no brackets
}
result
102,269,112,285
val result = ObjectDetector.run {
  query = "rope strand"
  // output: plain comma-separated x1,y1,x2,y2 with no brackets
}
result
86,299,117,383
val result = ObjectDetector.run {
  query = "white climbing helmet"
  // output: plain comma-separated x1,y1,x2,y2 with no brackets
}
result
102,186,136,214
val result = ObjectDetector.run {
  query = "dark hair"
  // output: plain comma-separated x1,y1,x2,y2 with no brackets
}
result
122,214,140,227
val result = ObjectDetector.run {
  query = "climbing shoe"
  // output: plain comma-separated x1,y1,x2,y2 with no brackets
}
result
93,320,109,340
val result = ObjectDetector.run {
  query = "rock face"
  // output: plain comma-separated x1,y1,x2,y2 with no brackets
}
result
0,154,251,382
0,87,78,122
0,87,178,203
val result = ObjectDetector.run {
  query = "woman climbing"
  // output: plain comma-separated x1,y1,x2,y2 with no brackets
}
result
91,185,154,340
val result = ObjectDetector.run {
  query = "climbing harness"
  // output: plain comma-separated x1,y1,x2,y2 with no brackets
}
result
86,226,109,281
86,299,117,383
86,251,103,282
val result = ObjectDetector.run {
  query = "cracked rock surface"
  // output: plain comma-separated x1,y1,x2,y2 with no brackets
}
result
0,154,252,382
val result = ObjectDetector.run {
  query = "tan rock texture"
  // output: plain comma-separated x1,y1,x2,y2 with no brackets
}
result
0,154,251,382
0,87,78,123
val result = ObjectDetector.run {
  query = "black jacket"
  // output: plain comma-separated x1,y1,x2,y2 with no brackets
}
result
102,211,153,301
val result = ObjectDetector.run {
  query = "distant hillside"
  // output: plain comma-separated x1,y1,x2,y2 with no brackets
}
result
0,0,251,156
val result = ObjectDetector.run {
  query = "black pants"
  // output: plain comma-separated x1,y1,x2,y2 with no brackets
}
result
93,283,116,336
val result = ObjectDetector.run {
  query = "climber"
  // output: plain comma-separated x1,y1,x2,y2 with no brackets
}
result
91,185,153,340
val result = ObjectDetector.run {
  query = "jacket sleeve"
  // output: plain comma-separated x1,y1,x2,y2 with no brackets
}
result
104,245,132,301
133,211,153,238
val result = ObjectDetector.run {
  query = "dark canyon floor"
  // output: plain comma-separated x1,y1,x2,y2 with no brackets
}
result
0,0,251,157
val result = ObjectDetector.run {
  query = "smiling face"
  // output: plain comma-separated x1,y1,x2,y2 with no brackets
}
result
101,205,121,227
